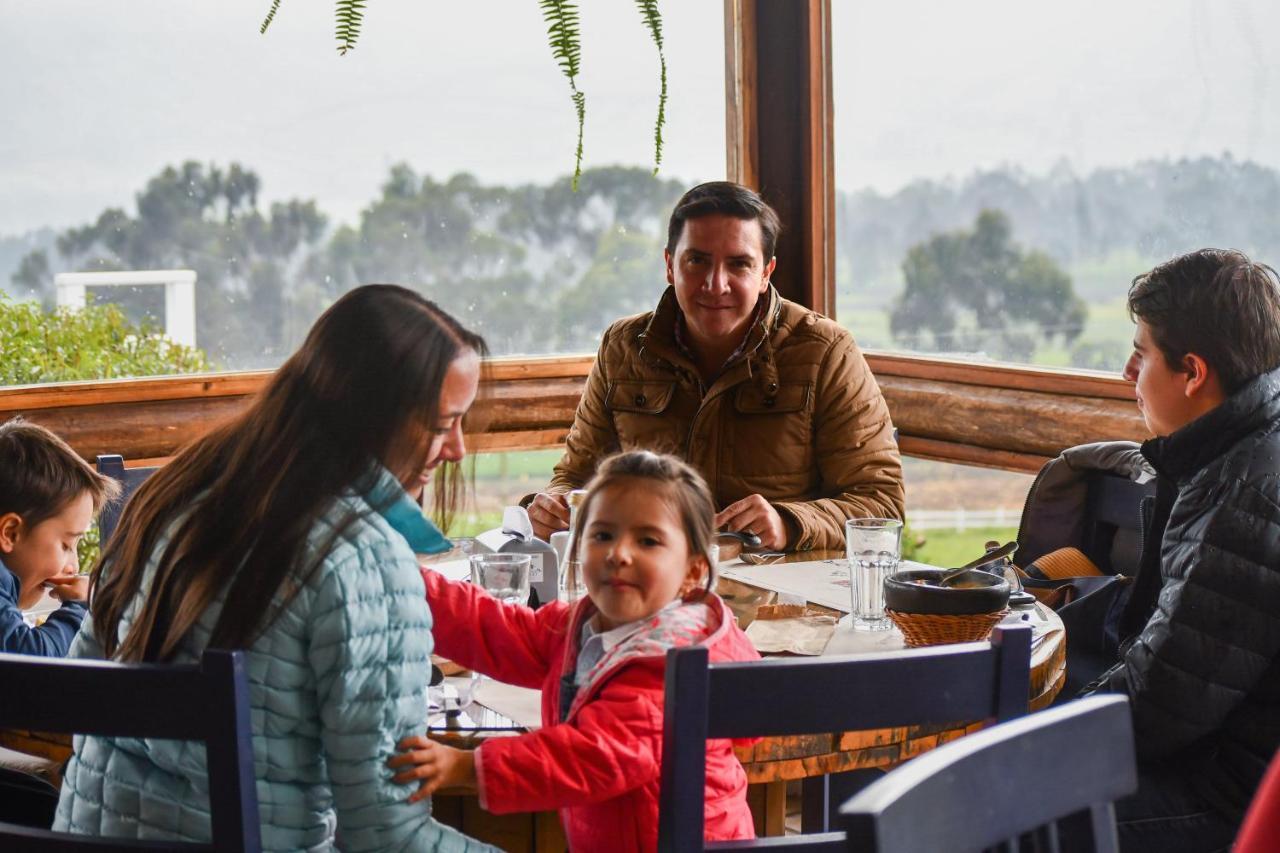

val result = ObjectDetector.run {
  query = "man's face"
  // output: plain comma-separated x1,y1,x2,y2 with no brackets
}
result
665,214,776,351
1123,321,1199,436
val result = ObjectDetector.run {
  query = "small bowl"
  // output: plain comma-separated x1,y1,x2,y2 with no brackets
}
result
884,568,1010,616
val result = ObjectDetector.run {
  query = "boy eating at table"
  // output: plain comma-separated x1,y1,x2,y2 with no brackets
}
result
0,418,118,656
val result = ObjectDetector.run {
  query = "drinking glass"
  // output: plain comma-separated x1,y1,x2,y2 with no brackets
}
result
845,518,903,631
470,553,531,606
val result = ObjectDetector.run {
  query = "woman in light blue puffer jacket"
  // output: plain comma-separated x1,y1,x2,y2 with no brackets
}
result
55,285,495,852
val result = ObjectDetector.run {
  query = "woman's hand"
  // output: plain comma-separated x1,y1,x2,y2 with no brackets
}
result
715,494,790,551
388,736,477,803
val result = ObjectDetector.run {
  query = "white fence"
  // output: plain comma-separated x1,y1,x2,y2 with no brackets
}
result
906,507,1021,531
54,269,197,348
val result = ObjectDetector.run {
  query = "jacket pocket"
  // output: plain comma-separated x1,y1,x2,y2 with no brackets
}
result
729,382,814,479
607,380,684,456
608,380,676,415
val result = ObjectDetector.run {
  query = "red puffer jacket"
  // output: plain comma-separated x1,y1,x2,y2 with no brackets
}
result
423,569,760,853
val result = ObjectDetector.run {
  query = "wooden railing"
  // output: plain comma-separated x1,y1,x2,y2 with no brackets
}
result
0,354,1148,472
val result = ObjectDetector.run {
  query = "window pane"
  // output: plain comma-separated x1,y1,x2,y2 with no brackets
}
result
902,458,1031,567
833,1,1280,371
1,2,725,384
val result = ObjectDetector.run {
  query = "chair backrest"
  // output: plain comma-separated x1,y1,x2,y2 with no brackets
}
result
0,649,261,852
96,454,160,545
657,623,1032,852
840,695,1137,853
1081,472,1155,576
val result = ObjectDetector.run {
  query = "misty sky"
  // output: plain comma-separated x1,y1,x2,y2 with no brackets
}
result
2,1,1277,236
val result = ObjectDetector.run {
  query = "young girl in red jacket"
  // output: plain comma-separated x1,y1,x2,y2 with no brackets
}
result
390,450,760,852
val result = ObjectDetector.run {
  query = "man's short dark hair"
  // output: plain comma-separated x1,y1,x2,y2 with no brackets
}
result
1128,249,1280,394
665,181,782,260
0,418,119,528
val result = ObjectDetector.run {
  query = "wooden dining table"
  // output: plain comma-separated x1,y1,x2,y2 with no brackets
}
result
423,551,1066,850
1,552,1065,852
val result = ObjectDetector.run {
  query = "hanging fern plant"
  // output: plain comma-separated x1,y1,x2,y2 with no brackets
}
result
259,1,668,188
635,0,667,174
537,0,586,189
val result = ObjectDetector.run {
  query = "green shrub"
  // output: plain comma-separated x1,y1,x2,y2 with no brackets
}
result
2,293,211,569
0,294,209,385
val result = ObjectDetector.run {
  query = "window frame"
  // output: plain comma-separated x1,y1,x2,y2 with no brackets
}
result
1,1,1147,473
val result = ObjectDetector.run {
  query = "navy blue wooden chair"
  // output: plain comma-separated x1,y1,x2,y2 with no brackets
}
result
96,454,160,545
0,649,261,852
1081,472,1156,577
657,623,1032,852
841,694,1137,853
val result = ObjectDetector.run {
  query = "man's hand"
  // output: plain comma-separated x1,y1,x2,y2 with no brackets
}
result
389,736,478,803
46,573,90,603
528,492,571,541
715,494,789,551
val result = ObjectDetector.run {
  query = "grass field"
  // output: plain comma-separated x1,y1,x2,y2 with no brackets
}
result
909,526,1018,568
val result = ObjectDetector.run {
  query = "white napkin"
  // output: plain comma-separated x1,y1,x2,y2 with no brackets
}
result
474,679,543,729
745,615,838,655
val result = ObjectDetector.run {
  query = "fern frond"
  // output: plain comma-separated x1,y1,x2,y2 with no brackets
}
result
260,0,284,35
635,0,666,174
335,0,367,55
538,0,585,189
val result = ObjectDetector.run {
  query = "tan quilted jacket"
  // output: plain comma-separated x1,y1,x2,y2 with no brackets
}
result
545,285,905,551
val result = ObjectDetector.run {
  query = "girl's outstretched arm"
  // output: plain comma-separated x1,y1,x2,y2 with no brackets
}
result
389,736,476,803
472,672,663,813
421,567,568,687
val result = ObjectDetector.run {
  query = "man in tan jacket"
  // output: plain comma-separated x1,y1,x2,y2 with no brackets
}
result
528,182,904,552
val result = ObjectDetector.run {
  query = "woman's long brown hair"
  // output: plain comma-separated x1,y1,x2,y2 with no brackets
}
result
91,285,487,662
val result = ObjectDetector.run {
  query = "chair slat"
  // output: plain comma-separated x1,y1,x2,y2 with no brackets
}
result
658,624,1032,852
0,656,212,738
0,650,262,852
840,695,1136,853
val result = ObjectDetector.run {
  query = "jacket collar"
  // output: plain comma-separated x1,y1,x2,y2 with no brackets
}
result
638,283,782,376
357,465,453,555
559,591,735,722
1142,365,1280,483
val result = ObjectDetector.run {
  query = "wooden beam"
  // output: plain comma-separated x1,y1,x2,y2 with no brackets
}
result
724,0,758,189
726,0,835,316
0,355,1148,473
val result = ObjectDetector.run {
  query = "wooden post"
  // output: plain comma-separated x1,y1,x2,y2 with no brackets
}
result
725,0,835,316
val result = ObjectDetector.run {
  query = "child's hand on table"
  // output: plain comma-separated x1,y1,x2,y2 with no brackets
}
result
389,736,477,803
46,574,90,603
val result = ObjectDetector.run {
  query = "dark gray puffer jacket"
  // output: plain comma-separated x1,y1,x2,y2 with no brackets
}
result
1087,365,1280,816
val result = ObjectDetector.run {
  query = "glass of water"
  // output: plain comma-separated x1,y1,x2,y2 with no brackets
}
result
845,518,903,631
470,553,531,606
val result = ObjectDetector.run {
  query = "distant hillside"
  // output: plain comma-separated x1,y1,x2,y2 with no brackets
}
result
837,154,1280,303
0,228,57,301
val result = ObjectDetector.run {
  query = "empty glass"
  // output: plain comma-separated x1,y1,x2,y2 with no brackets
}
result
470,553,531,606
845,518,903,631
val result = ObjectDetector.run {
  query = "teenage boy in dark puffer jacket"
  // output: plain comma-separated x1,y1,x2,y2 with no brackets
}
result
1081,249,1280,852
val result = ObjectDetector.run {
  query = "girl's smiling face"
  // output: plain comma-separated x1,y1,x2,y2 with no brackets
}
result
581,481,707,631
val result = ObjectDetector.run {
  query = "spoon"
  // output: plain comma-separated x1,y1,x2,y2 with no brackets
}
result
717,530,763,549
936,541,1018,587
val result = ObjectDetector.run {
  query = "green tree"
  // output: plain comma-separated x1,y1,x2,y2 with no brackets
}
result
13,161,327,368
313,164,685,354
890,209,1086,361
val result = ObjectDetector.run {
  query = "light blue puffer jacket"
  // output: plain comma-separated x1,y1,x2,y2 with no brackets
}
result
54,467,493,852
